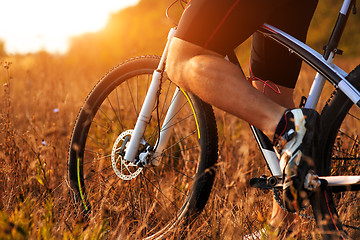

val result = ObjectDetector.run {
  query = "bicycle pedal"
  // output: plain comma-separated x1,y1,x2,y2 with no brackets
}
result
250,175,282,189
250,177,274,189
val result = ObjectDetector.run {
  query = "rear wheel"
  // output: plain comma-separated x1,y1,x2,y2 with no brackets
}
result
314,65,360,239
67,56,218,238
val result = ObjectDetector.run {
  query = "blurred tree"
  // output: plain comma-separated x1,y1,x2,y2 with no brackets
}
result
66,0,176,72
66,0,360,73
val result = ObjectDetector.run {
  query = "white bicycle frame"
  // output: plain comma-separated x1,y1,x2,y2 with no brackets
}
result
125,0,360,187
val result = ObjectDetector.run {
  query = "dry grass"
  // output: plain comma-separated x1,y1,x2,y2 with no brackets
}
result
0,53,359,239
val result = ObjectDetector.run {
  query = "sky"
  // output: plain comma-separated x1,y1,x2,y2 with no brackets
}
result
0,0,139,54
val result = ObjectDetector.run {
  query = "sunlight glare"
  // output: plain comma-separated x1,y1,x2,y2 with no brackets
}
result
0,0,139,54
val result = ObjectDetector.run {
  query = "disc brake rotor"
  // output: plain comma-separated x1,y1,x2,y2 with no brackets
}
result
111,130,143,180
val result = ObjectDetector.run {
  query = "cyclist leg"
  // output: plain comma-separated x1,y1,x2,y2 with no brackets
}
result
252,82,298,234
250,0,318,234
168,38,284,136
167,0,289,137
167,0,321,225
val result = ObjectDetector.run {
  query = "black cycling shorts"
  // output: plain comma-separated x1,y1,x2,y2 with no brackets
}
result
174,0,318,88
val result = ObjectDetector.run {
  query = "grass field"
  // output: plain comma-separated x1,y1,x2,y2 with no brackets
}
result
0,53,359,239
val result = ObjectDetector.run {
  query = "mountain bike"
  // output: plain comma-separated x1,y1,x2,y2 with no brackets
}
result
67,0,360,238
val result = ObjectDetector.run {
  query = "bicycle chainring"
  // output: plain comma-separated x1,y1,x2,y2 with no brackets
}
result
273,188,313,219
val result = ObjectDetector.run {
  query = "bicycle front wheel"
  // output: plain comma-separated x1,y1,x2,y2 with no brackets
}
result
314,65,360,239
67,56,218,239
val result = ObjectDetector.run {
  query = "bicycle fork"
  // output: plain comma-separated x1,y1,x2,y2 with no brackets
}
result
124,28,181,165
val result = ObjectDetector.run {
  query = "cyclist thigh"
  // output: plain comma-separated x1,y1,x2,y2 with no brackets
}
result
167,37,223,90
250,0,319,88
174,0,318,89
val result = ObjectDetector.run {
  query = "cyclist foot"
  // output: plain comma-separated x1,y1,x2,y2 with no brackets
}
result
273,108,321,212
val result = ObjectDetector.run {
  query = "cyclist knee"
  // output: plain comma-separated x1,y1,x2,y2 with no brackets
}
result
167,37,219,92
167,38,191,88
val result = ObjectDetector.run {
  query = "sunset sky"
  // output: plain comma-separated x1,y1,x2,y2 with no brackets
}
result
0,0,139,54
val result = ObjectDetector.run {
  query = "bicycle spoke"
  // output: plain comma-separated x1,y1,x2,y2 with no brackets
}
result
156,160,195,181
160,112,194,134
137,75,139,115
343,224,360,231
87,135,112,152
337,130,359,145
146,111,194,147
163,130,197,153
106,96,124,133
83,151,111,166
115,87,126,131
87,176,121,210
147,165,191,196
140,170,180,211
83,164,113,182
98,107,122,134
126,79,139,117
91,119,115,134
346,111,360,121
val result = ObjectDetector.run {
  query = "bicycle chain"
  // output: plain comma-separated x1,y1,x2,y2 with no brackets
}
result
272,188,314,219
